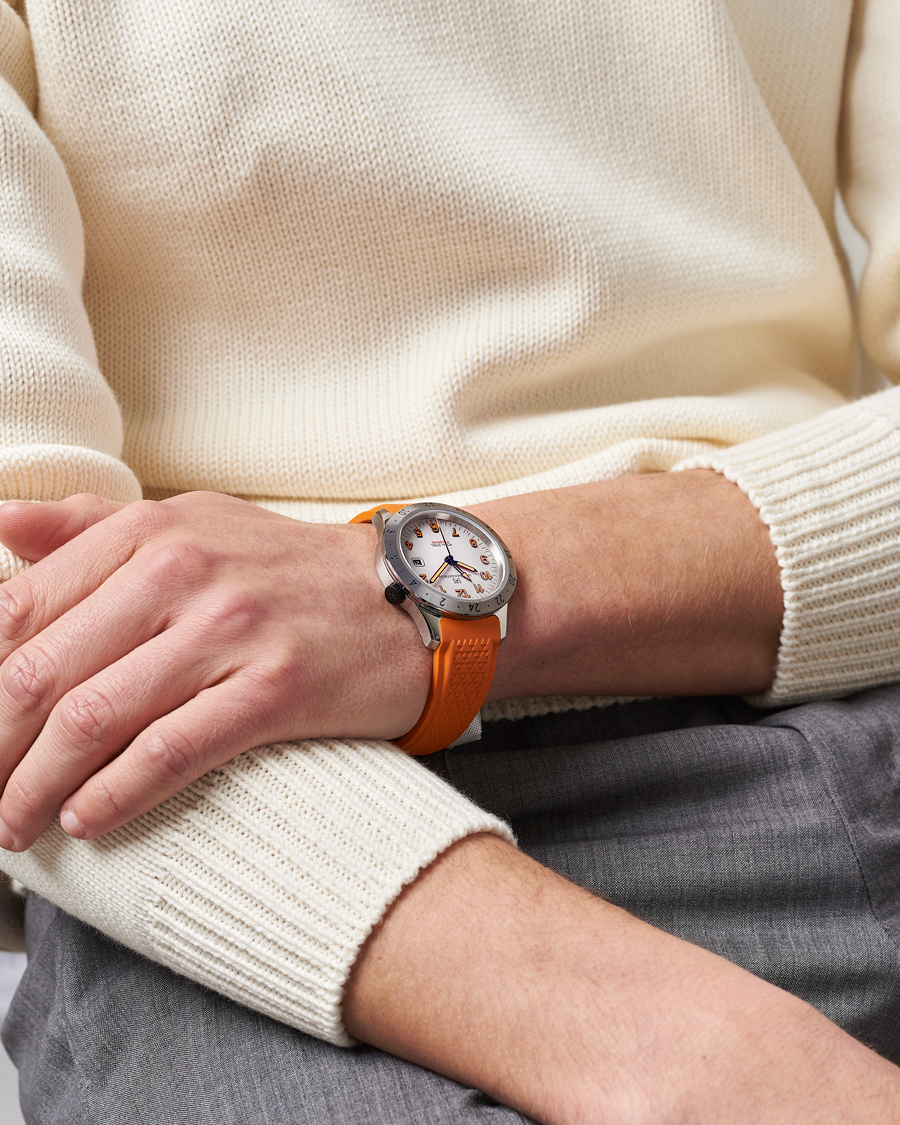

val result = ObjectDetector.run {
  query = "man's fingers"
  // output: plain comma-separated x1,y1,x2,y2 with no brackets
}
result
0,499,176,667
59,679,266,839
0,542,184,791
0,622,237,850
0,495,127,561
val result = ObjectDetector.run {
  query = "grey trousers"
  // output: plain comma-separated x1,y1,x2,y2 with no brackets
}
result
5,688,900,1123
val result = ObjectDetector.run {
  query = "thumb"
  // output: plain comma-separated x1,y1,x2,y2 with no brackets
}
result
0,494,127,561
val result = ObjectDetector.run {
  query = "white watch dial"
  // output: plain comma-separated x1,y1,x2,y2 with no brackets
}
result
398,513,503,600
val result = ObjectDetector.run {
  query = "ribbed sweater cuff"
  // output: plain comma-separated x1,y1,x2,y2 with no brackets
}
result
0,740,514,1046
673,389,900,705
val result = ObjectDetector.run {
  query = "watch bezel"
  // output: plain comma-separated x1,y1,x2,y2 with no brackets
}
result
379,503,517,620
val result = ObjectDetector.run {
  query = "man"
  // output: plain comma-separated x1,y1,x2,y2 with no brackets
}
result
0,0,899,1120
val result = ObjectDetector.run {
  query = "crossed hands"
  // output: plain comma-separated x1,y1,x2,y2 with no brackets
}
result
0,492,431,851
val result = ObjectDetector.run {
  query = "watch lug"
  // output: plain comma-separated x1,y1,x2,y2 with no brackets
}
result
402,600,441,649
371,511,439,649
495,603,508,640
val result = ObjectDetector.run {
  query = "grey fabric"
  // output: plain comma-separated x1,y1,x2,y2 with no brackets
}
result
444,690,900,1057
5,687,900,1122
0,874,26,953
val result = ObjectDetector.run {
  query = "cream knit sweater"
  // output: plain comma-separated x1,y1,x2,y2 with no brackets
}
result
0,0,898,1043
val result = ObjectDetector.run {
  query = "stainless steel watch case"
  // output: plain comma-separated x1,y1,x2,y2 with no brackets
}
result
371,502,517,651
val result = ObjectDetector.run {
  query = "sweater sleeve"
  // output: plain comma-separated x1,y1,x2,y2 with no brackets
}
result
674,0,900,706
0,2,514,1043
0,1,142,539
0,740,514,1045
0,0,140,939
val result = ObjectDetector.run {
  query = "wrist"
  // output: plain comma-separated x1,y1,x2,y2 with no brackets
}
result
344,833,616,1121
336,520,433,739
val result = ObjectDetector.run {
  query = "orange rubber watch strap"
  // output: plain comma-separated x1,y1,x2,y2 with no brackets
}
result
351,504,500,756
348,504,408,524
396,615,501,756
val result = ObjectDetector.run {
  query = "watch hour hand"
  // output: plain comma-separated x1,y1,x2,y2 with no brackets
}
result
453,560,477,574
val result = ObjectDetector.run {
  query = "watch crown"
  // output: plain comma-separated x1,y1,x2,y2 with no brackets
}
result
385,581,407,605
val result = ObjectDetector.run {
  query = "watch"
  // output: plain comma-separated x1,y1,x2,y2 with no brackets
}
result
350,502,517,756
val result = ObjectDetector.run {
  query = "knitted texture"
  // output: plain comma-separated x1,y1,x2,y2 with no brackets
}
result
0,0,899,1039
18,0,865,518
0,740,514,1045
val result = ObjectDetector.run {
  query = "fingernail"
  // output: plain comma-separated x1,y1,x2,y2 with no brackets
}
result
0,817,15,850
60,808,87,839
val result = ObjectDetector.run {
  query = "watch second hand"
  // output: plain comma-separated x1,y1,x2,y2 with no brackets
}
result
439,523,454,558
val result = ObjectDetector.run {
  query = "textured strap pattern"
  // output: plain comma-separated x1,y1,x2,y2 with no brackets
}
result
397,615,501,756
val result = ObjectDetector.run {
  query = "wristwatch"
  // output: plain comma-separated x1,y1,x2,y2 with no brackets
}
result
350,502,517,755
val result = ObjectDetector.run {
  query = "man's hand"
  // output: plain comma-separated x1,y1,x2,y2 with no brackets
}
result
0,491,432,849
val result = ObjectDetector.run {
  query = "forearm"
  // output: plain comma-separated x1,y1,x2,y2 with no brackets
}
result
472,468,784,702
345,834,900,1125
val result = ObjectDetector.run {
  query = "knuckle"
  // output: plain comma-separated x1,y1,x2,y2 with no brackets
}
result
144,541,217,589
236,650,302,715
129,498,170,526
165,490,225,510
84,775,126,821
140,727,199,784
0,647,57,713
205,586,263,635
119,499,174,541
0,579,36,645
2,774,44,831
55,689,117,750
259,646,301,691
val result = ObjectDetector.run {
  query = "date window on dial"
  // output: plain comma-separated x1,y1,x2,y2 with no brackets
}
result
410,557,424,567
